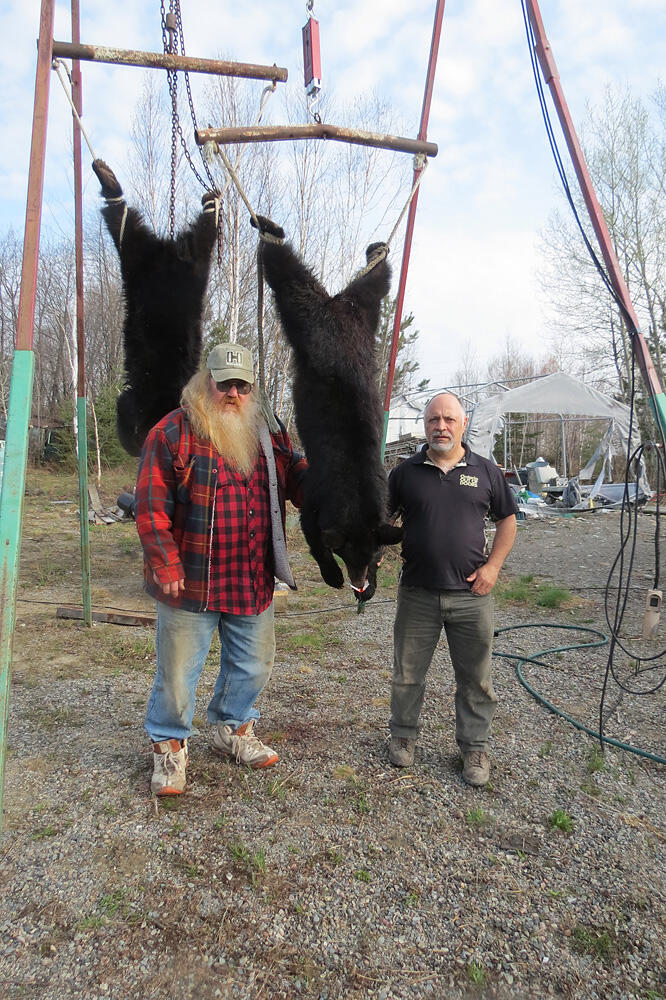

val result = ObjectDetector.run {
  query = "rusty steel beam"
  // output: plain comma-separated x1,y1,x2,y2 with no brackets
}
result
50,40,288,82
196,123,438,158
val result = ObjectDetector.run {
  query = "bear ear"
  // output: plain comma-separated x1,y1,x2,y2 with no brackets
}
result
376,523,403,545
321,527,345,550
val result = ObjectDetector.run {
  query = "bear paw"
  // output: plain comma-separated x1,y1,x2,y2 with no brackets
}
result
92,159,123,200
250,214,285,241
202,190,219,210
366,241,388,264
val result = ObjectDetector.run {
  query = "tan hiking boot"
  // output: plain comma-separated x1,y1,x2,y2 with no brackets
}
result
151,738,188,795
211,720,278,769
462,750,490,787
389,735,416,768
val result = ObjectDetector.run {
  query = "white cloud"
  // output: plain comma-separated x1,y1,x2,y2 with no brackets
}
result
2,0,664,381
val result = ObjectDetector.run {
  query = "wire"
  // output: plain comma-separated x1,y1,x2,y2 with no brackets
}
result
520,0,666,752
494,623,665,766
519,1,638,337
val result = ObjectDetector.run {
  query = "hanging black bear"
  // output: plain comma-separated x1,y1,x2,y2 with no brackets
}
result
92,159,218,456
251,214,402,602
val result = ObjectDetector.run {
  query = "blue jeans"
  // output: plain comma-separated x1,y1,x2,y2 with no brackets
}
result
145,601,276,742
390,585,496,752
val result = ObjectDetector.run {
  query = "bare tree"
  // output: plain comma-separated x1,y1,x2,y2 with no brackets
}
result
539,84,666,410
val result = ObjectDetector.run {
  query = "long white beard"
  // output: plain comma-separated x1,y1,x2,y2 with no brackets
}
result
182,373,261,478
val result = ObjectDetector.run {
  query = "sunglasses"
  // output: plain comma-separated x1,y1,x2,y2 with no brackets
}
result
214,379,252,395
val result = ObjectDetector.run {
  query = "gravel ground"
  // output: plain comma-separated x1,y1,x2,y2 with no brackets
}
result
1,504,665,1000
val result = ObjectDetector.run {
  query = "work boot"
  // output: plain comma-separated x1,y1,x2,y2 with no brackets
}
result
462,750,490,787
211,720,279,769
389,735,416,768
151,738,188,795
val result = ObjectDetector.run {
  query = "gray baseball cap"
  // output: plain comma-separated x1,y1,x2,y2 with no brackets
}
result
206,343,255,384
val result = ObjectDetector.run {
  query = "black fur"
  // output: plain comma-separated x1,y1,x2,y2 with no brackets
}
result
253,215,402,602
92,159,218,456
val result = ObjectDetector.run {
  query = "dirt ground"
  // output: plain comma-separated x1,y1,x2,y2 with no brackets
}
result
1,465,664,999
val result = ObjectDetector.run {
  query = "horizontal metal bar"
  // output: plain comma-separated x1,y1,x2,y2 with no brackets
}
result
196,124,438,157
50,40,288,82
57,605,157,627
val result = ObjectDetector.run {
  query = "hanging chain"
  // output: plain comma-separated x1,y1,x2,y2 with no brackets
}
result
161,0,179,238
160,0,219,240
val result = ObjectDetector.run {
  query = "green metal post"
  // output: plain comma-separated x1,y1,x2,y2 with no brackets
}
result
0,352,36,817
0,0,55,826
77,397,92,624
71,0,92,626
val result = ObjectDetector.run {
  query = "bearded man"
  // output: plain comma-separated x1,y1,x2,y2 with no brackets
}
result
135,343,306,796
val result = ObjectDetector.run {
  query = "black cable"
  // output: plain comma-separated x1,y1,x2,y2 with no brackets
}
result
520,0,666,749
520,1,639,336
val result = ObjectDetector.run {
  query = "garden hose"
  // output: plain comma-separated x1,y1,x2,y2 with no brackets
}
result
493,622,666,766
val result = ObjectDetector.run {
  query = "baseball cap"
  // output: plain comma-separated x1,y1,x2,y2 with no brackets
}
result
206,343,255,384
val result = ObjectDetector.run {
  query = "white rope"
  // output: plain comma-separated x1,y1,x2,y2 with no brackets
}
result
52,59,97,161
353,156,429,279
203,81,277,207
385,155,428,249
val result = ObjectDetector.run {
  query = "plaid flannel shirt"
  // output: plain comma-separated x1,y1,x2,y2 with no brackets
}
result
135,407,306,613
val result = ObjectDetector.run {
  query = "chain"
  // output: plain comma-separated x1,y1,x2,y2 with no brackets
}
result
161,0,178,238
160,0,219,241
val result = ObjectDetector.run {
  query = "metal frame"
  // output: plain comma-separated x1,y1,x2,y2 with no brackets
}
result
0,0,290,826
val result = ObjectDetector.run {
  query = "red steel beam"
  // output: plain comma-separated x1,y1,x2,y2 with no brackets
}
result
526,0,664,407
71,3,85,392
382,0,446,435
16,3,55,350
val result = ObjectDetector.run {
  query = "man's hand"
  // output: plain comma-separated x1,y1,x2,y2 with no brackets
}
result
153,571,185,597
466,562,500,596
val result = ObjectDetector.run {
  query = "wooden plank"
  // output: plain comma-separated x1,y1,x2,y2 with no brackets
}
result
56,605,156,627
196,124,438,158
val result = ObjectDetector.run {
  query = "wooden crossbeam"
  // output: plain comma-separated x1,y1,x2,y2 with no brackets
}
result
196,124,438,158
51,41,288,83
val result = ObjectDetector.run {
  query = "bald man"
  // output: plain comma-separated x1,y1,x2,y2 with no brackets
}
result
387,392,517,786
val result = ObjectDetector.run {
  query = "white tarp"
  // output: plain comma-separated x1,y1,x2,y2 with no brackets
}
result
385,392,429,442
465,372,642,492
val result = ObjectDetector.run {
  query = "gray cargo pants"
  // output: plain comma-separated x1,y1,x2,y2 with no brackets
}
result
390,584,497,753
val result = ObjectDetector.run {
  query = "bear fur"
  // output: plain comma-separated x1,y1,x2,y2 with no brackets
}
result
252,215,402,602
92,159,218,456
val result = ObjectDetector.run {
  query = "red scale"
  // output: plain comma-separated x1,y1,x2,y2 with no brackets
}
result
302,15,321,97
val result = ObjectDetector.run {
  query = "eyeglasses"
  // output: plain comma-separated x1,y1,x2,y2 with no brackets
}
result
214,379,252,395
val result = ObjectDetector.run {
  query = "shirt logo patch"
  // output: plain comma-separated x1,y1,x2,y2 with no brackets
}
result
460,474,479,488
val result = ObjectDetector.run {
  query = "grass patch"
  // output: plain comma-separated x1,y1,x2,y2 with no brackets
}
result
497,574,572,609
467,960,486,985
587,744,605,774
466,806,488,827
549,808,574,833
276,623,342,654
571,924,617,962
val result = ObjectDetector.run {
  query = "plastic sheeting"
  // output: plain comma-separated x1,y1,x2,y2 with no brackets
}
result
464,371,643,490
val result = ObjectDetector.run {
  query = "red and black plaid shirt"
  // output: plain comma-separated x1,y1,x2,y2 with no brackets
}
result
208,451,273,614
135,407,306,614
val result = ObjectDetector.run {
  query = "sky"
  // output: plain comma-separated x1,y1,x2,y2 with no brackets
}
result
1,0,664,392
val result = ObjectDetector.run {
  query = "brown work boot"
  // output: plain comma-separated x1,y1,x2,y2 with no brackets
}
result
389,735,416,768
462,750,490,787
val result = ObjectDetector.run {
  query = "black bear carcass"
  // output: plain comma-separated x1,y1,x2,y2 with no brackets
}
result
252,215,402,602
92,159,218,456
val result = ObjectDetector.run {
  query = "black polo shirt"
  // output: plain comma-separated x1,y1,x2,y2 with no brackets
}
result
388,443,517,591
